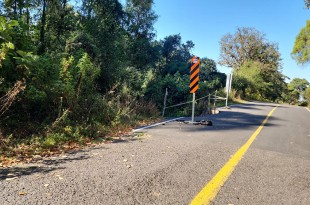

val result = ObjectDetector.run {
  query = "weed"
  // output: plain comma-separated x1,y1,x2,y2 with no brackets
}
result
136,132,144,142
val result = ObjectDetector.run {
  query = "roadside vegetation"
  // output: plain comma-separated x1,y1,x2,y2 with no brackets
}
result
0,0,309,166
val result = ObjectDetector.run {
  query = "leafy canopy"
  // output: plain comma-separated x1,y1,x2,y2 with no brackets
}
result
288,78,309,92
292,20,310,66
219,27,281,70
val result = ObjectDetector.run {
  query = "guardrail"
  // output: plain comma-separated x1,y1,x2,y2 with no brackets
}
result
162,91,227,117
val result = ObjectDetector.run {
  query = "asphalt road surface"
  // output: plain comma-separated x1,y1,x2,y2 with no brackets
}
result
1,102,309,205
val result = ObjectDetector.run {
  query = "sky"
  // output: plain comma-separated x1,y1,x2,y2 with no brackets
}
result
148,0,310,83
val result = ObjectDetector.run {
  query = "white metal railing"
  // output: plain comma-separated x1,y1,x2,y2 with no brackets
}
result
162,91,227,117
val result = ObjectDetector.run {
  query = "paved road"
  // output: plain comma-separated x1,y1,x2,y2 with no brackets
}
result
1,102,309,204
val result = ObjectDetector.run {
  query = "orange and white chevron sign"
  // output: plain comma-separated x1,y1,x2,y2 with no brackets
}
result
190,56,200,93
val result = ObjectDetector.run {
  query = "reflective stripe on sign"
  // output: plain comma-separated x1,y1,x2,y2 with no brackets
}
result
190,56,200,94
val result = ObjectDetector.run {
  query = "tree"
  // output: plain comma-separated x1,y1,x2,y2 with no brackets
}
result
162,34,182,65
198,57,226,96
288,78,309,105
305,0,310,8
3,0,26,19
219,27,285,102
125,0,158,71
304,87,310,102
232,61,264,99
161,35,194,65
300,1,310,65
79,0,126,93
291,20,310,65
200,58,217,76
0,0,227,142
219,27,281,69
230,60,286,101
159,34,194,75
282,88,300,105
38,0,47,54
288,78,309,92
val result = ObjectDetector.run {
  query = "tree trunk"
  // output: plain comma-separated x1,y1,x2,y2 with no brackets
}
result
26,0,30,25
57,0,67,41
38,0,46,54
14,0,17,17
87,0,92,20
19,0,22,17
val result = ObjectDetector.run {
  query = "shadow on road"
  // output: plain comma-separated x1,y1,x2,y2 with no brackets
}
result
157,105,284,133
181,113,279,133
230,102,286,110
0,150,92,181
0,165,63,180
0,136,141,180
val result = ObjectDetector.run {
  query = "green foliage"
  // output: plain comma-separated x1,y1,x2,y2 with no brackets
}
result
285,78,310,105
145,53,226,116
219,27,281,69
0,17,24,72
0,0,290,152
281,89,299,105
292,20,310,65
232,61,286,101
199,58,226,91
0,17,19,38
145,73,189,110
125,0,158,71
305,0,310,9
42,132,68,148
304,87,310,102
232,61,263,100
160,34,194,75
288,78,309,92
219,27,286,102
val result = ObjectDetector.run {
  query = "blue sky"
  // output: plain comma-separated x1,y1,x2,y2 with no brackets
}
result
149,0,310,83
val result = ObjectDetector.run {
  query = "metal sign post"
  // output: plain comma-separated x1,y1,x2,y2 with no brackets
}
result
162,88,168,117
225,73,232,107
225,87,229,107
190,56,200,122
191,93,195,122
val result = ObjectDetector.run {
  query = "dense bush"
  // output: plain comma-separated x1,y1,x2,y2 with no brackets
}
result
0,1,297,146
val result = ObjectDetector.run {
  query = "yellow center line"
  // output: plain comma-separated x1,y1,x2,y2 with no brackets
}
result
190,106,278,205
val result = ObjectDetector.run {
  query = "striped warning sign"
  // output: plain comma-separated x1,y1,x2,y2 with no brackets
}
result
190,56,200,93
